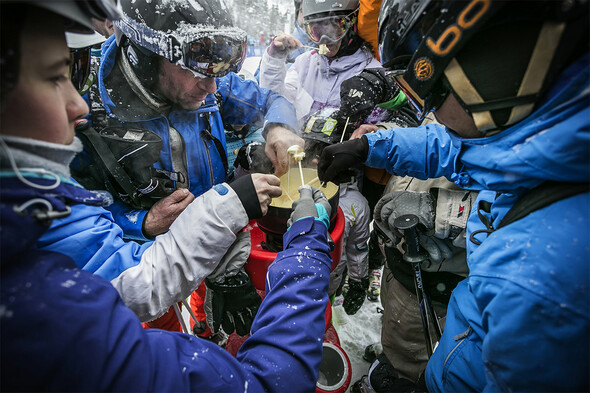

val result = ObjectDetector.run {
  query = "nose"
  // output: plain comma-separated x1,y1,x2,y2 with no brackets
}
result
66,82,89,122
198,77,217,94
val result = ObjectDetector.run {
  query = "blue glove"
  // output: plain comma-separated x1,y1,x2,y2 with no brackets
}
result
287,185,331,229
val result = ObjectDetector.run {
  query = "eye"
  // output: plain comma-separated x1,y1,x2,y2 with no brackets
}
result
50,74,69,84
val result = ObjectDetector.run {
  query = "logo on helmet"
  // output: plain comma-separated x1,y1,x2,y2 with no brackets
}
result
414,58,434,81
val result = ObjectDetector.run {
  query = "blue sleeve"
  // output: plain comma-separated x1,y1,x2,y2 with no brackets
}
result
364,123,463,180
216,72,298,131
238,217,332,392
37,203,152,282
104,200,150,242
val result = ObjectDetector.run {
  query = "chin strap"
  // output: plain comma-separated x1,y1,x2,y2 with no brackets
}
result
444,21,565,134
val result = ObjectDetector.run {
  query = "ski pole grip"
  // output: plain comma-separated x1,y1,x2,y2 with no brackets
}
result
394,214,427,263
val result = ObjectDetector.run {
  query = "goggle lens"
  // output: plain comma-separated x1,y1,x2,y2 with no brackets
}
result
185,35,247,77
69,47,91,93
305,16,351,43
393,75,449,120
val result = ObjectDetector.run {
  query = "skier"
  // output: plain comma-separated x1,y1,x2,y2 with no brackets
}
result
319,0,590,391
0,4,333,391
64,0,305,336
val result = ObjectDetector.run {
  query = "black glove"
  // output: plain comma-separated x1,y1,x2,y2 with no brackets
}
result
343,277,368,315
205,270,261,336
339,68,399,122
317,136,369,184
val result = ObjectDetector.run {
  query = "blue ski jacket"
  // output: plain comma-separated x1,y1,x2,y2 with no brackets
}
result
1,176,332,392
94,35,297,240
364,54,590,391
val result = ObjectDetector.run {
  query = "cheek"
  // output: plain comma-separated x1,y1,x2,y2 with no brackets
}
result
2,83,71,144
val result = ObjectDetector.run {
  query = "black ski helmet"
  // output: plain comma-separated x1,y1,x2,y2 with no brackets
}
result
1,0,122,110
379,0,589,134
113,0,247,90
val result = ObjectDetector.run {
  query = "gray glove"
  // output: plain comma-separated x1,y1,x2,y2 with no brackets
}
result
287,185,331,228
374,191,435,240
375,190,456,265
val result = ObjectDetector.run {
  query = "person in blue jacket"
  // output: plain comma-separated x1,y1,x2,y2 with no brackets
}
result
319,0,589,391
0,3,333,391
60,0,306,336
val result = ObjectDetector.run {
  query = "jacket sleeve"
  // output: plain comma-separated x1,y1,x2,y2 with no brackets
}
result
364,123,463,181
37,183,249,322
104,200,150,241
216,72,298,132
238,216,333,392
9,217,332,392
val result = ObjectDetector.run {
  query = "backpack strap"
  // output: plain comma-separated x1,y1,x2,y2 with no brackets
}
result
497,181,590,229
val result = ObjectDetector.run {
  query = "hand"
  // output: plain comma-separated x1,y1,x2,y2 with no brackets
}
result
265,126,305,177
251,173,282,216
418,234,455,266
374,191,435,237
287,185,331,228
317,136,369,184
268,33,302,58
142,188,195,237
205,270,261,336
343,277,368,315
350,124,379,140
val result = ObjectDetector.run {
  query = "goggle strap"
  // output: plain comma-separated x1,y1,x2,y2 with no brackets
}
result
115,17,180,62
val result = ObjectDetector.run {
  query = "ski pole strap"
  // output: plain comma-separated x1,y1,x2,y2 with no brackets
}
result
497,181,590,229
76,124,139,202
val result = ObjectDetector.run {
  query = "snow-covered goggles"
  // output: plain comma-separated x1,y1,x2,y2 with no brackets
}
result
304,13,355,44
184,35,247,77
114,16,247,78
68,47,91,93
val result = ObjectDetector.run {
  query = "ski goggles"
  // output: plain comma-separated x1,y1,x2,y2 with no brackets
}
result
114,17,247,78
304,13,355,44
393,74,449,120
69,47,92,93
184,35,247,77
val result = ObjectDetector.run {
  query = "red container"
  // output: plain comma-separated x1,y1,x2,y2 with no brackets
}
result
244,207,345,291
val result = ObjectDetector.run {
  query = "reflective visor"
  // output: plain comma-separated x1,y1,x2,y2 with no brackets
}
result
68,47,91,93
304,14,353,44
184,35,247,78
393,75,427,119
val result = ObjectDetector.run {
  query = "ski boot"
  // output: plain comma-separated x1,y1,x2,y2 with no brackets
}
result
367,268,381,302
363,342,383,363
351,375,376,393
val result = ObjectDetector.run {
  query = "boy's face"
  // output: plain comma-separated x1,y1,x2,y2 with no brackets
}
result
0,9,89,145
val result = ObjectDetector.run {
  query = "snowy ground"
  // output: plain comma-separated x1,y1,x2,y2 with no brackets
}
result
331,287,383,392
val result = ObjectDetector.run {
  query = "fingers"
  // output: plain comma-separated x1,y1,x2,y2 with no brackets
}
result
265,126,305,177
251,173,282,215
351,124,379,140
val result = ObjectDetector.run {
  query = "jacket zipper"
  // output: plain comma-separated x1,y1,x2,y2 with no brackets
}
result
443,326,471,371
200,130,215,187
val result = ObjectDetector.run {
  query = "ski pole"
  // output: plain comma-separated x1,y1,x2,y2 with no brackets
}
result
393,214,442,357
172,303,190,335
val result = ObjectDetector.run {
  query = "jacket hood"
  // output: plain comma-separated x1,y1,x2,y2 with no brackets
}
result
451,53,590,193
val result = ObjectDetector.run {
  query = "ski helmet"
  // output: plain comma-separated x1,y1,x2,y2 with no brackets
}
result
301,0,360,46
379,0,589,134
1,0,122,109
113,0,247,81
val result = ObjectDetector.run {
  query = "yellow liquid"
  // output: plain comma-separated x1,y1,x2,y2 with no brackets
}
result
271,167,339,208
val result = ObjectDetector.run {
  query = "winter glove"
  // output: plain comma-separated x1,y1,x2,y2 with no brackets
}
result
205,232,260,336
287,185,331,229
374,191,458,266
205,270,261,336
317,136,369,185
338,69,403,122
343,277,369,315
